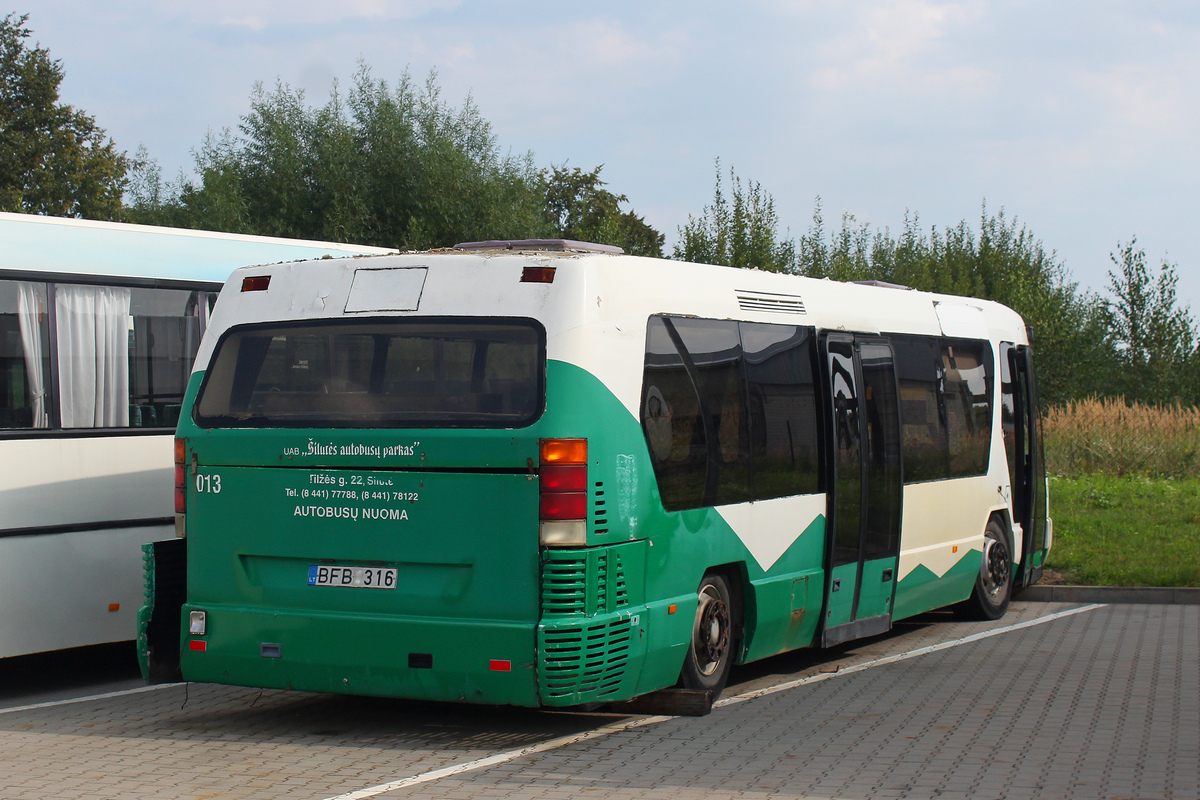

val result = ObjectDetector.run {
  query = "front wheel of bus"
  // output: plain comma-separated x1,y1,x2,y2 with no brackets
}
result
680,573,735,695
958,518,1012,621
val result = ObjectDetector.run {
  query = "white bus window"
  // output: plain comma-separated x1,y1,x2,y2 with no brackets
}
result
0,280,50,429
128,287,208,428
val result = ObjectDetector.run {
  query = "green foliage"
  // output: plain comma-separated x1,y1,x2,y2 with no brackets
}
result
674,161,796,272
0,13,127,219
542,164,663,256
129,66,557,249
786,195,1115,405
1106,240,1198,404
1045,475,1200,587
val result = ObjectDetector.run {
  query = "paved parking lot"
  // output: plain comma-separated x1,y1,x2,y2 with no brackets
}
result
0,601,1195,800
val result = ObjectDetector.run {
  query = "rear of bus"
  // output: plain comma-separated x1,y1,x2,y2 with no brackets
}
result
141,249,659,707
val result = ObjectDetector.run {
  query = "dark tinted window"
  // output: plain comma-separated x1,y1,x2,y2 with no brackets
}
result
891,333,992,482
859,342,902,560
827,337,861,566
942,340,992,477
195,318,544,428
743,323,820,499
641,316,819,511
642,316,748,509
891,335,946,482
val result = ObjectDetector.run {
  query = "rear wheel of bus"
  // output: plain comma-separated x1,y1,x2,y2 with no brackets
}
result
957,517,1013,620
680,572,736,695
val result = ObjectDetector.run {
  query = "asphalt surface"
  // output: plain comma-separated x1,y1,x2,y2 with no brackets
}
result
0,600,1195,800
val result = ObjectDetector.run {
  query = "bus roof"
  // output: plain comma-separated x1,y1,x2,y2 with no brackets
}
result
0,212,395,284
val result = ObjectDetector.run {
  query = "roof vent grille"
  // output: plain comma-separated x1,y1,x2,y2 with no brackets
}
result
453,239,623,254
736,289,806,315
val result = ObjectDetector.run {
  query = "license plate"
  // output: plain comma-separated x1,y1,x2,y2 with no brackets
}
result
308,565,397,589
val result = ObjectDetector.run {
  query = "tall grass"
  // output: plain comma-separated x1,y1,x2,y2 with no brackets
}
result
1043,397,1200,479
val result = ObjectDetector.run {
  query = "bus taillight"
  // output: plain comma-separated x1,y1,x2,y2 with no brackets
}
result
174,438,187,537
539,438,587,547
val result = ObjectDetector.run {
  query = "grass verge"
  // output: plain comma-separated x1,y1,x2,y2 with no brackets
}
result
1044,474,1200,587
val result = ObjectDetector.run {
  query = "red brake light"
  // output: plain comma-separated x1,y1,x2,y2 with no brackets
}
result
540,492,587,520
540,464,587,493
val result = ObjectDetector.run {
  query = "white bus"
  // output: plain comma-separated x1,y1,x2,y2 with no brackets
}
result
143,239,1051,707
0,212,392,659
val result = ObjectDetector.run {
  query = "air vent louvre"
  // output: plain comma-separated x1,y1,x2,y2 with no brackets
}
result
592,481,608,535
736,289,806,315
539,618,633,699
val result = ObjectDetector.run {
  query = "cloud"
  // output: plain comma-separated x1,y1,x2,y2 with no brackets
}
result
172,0,464,30
812,0,989,92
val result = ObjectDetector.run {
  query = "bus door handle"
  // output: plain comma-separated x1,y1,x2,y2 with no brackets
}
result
882,569,893,583
831,578,841,592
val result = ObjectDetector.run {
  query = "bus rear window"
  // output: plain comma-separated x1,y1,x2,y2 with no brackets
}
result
194,318,544,428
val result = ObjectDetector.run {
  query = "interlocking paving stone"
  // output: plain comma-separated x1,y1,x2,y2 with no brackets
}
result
0,602,1195,800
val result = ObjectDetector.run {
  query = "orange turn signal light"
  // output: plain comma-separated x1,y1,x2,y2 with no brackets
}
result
540,438,587,465
241,275,271,292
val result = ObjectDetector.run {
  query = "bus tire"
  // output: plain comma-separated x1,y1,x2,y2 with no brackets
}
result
958,518,1013,620
680,573,735,695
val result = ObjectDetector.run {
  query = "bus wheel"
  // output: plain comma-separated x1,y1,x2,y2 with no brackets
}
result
680,573,734,695
958,518,1012,620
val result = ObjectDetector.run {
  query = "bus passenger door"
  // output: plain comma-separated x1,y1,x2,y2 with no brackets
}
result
821,335,903,648
1005,343,1048,587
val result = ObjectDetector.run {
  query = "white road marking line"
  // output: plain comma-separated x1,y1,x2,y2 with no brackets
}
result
0,683,180,716
714,603,1106,708
320,715,672,800
320,603,1106,799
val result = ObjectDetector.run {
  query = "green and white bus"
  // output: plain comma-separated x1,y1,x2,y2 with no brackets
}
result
140,239,1050,706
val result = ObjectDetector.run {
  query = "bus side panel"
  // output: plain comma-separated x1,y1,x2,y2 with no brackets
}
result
1,435,175,658
542,361,830,696
892,478,995,620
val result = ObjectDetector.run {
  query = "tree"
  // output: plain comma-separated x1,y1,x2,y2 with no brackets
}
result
677,168,1120,404
542,164,663,256
130,66,555,249
0,13,127,218
674,161,796,272
1107,240,1198,404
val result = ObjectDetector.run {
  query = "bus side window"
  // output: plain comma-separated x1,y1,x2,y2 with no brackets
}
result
741,323,820,499
641,316,820,511
940,340,992,478
891,334,948,482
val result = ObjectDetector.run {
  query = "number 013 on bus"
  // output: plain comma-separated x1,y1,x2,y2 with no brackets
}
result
139,240,1050,708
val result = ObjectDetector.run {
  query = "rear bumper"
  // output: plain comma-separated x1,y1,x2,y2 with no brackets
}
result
180,604,539,706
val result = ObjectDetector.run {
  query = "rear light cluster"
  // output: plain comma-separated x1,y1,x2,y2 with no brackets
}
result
539,438,587,547
174,438,187,538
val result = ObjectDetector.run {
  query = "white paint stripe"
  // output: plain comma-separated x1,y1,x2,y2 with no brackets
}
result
320,603,1106,799
320,715,672,800
0,683,180,716
714,603,1106,708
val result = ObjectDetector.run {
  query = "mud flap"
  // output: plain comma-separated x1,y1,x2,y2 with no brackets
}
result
137,539,186,684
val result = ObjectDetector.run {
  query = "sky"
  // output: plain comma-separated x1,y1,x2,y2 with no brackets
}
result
16,1,1200,313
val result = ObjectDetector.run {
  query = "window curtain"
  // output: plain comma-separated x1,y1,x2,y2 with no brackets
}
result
16,282,49,428
56,284,131,427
